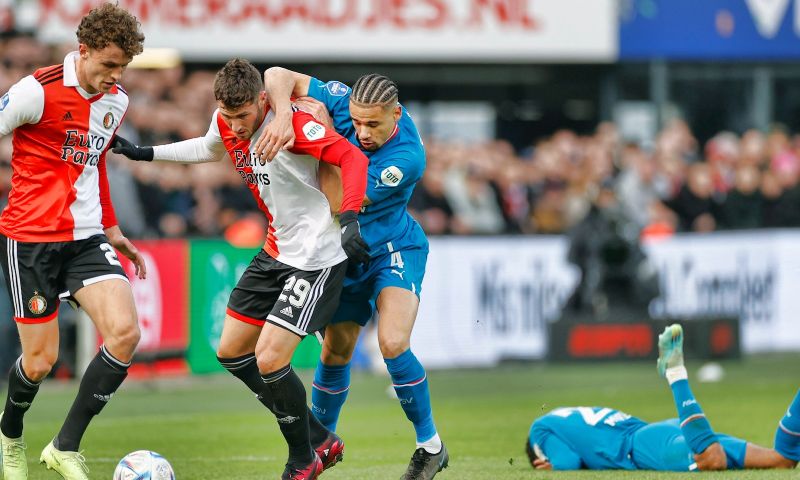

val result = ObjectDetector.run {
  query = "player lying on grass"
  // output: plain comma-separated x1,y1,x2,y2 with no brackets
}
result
526,324,800,471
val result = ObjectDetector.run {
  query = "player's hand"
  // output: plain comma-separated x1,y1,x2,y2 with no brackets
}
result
252,110,294,164
294,97,334,130
532,459,552,470
111,135,154,161
339,210,369,265
106,227,147,280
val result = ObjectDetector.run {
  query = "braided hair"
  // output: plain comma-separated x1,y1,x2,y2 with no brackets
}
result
351,73,399,108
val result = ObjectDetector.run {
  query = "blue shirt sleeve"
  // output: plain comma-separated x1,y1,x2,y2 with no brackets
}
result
717,434,747,469
365,148,424,205
306,78,355,139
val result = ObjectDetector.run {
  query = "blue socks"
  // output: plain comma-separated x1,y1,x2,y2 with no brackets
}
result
666,366,716,454
385,349,438,447
311,361,351,431
775,389,800,461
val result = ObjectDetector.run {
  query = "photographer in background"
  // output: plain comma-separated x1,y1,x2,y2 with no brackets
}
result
565,180,658,321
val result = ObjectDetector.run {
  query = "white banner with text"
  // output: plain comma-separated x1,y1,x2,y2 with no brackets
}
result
26,0,617,62
412,232,800,368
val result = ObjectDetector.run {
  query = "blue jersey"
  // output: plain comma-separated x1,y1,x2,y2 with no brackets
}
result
530,407,748,471
307,78,428,257
530,407,646,470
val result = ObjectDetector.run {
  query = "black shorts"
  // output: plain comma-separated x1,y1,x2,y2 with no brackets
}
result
0,233,128,324
227,250,347,337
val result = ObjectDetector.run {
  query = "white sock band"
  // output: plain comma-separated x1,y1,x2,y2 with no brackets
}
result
417,433,442,454
666,365,688,385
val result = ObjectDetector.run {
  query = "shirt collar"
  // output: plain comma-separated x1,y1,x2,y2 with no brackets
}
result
63,51,80,87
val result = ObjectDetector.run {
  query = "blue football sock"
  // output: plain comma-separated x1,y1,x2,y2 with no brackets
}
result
311,361,350,431
775,388,800,461
667,367,716,454
385,349,437,445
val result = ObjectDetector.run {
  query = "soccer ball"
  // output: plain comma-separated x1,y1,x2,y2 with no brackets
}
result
113,450,175,480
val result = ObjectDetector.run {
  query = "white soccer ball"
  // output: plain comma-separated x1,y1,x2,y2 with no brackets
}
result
113,450,175,480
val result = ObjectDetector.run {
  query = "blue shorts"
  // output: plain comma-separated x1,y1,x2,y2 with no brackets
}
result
631,419,746,471
330,246,427,326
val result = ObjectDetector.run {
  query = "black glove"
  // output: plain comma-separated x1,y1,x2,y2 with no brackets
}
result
339,210,370,265
111,135,154,161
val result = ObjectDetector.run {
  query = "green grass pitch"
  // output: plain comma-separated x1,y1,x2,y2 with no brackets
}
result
8,354,799,479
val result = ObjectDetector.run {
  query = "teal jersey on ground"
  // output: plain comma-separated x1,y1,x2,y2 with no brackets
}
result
529,407,748,471
530,407,646,470
307,78,428,257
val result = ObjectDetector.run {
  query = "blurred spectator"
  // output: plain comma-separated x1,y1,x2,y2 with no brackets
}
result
409,164,456,235
717,165,762,230
444,166,505,234
665,163,718,233
615,143,669,229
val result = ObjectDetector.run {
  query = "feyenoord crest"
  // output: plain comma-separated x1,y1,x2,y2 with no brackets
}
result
28,292,47,314
103,111,115,129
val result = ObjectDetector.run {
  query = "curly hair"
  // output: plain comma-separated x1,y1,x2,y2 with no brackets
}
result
213,58,262,109
76,3,145,58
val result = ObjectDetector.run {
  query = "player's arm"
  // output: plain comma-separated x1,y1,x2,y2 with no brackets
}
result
112,113,226,164
290,111,370,263
0,76,44,136
289,112,368,215
98,151,146,279
531,436,582,470
252,67,313,162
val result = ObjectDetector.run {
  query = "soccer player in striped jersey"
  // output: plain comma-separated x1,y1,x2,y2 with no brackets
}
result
0,5,146,480
526,324,800,472
112,58,369,480
253,69,448,480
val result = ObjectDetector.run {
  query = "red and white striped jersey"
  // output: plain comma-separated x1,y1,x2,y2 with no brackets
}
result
0,52,124,242
210,108,367,270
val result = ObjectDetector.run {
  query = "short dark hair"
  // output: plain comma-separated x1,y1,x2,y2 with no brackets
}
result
76,3,145,58
213,58,262,109
525,438,538,467
351,73,398,108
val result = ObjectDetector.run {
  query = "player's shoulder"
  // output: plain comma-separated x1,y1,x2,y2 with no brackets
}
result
311,78,351,98
32,64,64,86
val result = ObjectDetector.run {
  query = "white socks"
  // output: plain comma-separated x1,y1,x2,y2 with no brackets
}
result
666,365,688,385
418,433,442,454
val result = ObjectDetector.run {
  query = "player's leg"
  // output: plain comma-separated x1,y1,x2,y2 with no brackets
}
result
216,311,337,471
377,287,448,479
40,236,138,479
259,260,346,478
216,313,263,393
743,442,798,469
312,318,363,431
657,324,721,465
52,278,138,452
773,388,800,465
0,236,62,480
2,322,59,480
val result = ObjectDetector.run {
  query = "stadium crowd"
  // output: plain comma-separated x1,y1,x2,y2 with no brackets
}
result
1,35,799,241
